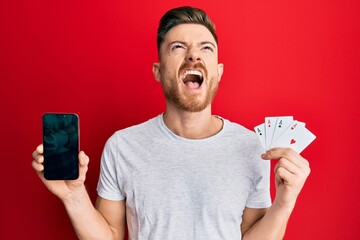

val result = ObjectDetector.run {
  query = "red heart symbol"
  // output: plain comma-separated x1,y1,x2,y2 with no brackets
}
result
290,139,296,144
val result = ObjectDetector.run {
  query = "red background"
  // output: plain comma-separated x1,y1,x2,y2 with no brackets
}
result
1,0,359,239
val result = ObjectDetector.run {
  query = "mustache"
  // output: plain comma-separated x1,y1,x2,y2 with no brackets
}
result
179,62,207,78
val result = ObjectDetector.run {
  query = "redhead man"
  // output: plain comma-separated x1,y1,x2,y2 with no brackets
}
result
32,6,310,240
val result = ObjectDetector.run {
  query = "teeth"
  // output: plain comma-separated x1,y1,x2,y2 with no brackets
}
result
182,70,203,79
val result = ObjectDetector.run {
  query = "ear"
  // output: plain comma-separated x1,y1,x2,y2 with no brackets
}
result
152,62,161,82
217,63,224,82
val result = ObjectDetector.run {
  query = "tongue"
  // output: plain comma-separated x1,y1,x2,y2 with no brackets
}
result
185,81,200,89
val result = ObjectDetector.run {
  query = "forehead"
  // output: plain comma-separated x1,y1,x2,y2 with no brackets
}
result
163,23,217,46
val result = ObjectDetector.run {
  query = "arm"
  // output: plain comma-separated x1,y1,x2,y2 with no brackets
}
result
63,191,126,239
241,207,268,236
242,148,311,240
32,144,126,240
95,197,126,239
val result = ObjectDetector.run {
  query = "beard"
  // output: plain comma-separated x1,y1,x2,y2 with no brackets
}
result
161,62,219,112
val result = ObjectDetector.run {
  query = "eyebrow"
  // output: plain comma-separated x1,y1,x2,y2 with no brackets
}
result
200,41,217,49
168,41,217,49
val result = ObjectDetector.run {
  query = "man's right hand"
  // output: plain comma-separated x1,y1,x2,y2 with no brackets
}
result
32,144,90,202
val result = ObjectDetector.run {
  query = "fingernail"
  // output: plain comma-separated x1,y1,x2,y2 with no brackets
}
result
261,153,266,158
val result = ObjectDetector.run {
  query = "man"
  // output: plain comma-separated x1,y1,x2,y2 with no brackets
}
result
32,6,310,240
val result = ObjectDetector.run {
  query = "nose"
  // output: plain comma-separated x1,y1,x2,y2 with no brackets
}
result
186,48,201,62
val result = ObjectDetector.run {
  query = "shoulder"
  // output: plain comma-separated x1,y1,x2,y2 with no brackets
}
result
105,114,161,147
222,118,258,140
218,117,264,155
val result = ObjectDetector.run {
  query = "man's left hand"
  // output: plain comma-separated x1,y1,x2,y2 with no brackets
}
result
261,148,311,210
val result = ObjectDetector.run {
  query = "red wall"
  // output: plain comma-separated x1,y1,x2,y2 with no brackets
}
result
1,0,359,239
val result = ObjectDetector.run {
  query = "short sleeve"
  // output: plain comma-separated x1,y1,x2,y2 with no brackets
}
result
245,157,272,208
96,134,126,201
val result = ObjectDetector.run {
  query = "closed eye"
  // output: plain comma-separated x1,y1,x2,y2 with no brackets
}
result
171,43,186,51
202,45,214,52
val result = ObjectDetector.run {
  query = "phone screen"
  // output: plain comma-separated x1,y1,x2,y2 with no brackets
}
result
42,113,79,180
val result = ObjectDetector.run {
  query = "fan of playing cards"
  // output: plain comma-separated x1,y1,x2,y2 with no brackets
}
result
254,116,316,154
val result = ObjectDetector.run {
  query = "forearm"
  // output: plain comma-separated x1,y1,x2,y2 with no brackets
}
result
243,200,294,240
250,148,311,239
62,186,115,240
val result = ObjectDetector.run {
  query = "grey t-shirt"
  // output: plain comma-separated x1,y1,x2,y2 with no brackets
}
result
97,114,271,240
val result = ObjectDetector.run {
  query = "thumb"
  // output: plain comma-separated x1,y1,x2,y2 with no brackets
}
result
78,151,89,167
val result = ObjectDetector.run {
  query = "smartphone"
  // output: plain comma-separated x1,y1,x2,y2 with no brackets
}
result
42,113,79,180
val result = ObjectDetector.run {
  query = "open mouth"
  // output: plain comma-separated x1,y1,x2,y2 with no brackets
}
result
181,70,204,90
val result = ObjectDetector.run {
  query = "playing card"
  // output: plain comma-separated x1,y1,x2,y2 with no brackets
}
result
270,120,316,153
254,123,266,150
271,116,294,144
265,117,277,150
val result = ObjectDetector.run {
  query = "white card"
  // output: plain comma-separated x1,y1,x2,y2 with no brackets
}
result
265,117,277,150
254,123,266,150
272,116,294,144
270,121,316,153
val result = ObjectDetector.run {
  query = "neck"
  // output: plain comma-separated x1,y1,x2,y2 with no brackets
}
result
163,103,223,139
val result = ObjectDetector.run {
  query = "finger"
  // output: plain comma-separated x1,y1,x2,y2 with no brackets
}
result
261,147,308,169
78,151,89,167
32,159,44,172
276,166,293,185
37,144,43,154
34,154,44,164
265,148,310,176
261,147,297,160
78,151,89,181
275,158,311,187
32,150,38,159
274,157,299,175
32,144,44,159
